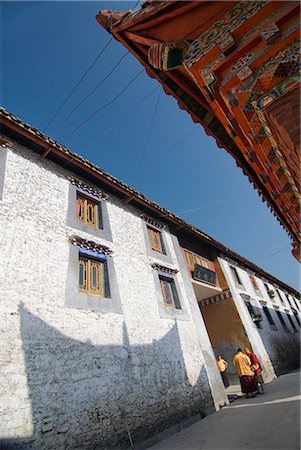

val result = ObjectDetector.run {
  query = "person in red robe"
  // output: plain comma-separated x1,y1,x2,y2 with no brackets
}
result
245,348,264,394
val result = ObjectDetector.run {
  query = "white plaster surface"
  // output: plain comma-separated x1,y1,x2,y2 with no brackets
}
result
0,144,214,449
219,257,300,380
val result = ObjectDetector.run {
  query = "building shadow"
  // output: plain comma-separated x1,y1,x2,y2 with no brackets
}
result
1,304,213,449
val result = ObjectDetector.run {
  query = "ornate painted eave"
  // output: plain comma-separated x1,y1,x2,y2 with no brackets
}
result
96,1,301,261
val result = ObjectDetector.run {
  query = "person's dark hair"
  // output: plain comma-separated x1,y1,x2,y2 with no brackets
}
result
237,348,242,353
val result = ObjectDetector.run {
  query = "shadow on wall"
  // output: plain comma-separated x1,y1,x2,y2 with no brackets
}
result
260,330,300,376
1,304,214,450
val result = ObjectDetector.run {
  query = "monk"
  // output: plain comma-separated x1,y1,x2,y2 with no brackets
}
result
217,355,230,388
233,348,257,398
245,347,264,394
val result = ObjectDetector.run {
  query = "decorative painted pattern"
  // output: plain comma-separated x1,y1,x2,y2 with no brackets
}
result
200,289,231,307
70,235,113,255
69,177,109,200
151,263,178,275
184,1,266,67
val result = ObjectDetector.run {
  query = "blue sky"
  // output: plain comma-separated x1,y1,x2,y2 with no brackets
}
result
1,1,300,290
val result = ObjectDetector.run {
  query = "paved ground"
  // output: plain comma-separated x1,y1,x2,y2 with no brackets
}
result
146,370,300,450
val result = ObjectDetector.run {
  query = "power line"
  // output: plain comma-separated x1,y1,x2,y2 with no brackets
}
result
54,51,130,133
139,89,161,167
133,129,197,179
43,36,113,133
249,244,290,260
132,0,140,10
62,68,144,142
85,85,160,151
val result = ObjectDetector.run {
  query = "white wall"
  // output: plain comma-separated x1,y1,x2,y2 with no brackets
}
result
219,257,300,379
0,143,217,449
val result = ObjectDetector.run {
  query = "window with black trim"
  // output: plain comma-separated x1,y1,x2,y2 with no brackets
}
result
147,226,166,254
159,274,181,310
262,306,277,328
230,266,243,287
76,192,103,229
275,310,289,332
276,289,284,305
293,298,300,311
246,301,262,329
78,251,110,298
285,292,293,308
286,313,297,332
292,309,300,327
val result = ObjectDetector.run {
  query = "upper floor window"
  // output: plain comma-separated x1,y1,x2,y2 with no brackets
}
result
230,266,243,287
262,306,277,329
159,274,181,310
276,289,284,305
249,275,261,295
147,226,166,254
285,292,293,308
293,298,300,311
275,310,289,332
286,313,297,332
68,178,112,241
264,283,276,300
79,255,109,297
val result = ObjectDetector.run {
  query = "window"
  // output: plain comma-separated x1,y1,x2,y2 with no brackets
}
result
286,314,297,332
147,226,166,254
292,309,300,327
262,306,277,328
76,193,102,228
183,249,210,270
285,293,293,308
78,253,110,298
293,298,300,311
230,266,243,286
249,275,261,295
275,311,289,332
246,301,262,328
159,275,181,310
276,289,284,304
264,283,276,300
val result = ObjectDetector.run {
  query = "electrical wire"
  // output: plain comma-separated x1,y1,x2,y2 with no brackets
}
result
62,68,144,142
85,85,160,151
54,51,130,133
249,244,290,260
43,36,113,133
133,129,197,179
132,0,140,10
138,89,161,167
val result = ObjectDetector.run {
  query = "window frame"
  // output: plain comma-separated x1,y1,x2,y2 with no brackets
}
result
67,182,112,241
286,313,297,332
147,225,166,254
78,253,110,298
230,265,244,288
275,310,289,332
66,244,121,314
159,274,182,310
76,191,103,229
249,274,262,297
142,219,172,263
152,268,189,321
262,305,277,330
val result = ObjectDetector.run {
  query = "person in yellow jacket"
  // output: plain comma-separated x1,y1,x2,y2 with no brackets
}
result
233,348,258,398
217,355,230,388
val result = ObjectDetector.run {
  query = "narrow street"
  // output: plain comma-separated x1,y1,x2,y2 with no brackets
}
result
146,370,300,450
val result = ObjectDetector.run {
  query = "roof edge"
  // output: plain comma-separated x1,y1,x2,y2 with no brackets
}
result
0,106,299,297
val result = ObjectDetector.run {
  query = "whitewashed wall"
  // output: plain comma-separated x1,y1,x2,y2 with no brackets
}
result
219,257,300,379
0,143,220,449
